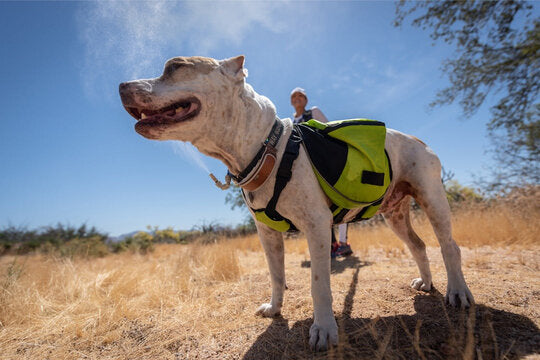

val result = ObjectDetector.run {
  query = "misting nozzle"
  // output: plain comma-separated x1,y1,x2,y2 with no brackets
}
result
209,173,219,183
209,173,231,190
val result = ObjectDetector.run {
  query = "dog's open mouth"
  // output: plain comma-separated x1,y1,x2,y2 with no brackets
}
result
124,97,201,126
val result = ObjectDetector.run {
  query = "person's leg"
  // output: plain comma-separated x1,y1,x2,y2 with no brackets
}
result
338,223,348,244
330,226,340,258
335,224,352,257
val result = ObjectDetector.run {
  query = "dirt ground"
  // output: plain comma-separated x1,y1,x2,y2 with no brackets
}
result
1,244,539,360
173,246,540,360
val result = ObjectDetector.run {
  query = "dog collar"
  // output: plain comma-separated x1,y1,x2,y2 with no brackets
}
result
228,119,283,191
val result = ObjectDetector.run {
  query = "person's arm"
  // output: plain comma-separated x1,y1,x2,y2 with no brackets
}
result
311,107,329,123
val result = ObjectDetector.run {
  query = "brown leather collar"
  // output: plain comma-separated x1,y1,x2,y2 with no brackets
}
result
230,119,283,191
237,145,277,191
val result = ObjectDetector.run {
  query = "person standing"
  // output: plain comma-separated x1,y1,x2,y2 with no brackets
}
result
289,87,353,257
290,87,329,124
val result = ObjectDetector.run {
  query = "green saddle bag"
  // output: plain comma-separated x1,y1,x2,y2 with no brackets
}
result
296,119,391,220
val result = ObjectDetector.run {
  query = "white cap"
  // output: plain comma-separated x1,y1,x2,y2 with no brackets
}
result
290,87,307,98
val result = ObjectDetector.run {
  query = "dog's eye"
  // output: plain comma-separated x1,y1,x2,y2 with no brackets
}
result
164,62,185,76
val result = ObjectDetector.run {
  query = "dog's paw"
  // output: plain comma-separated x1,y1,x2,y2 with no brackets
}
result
411,278,431,292
255,303,281,317
445,285,474,309
309,319,338,351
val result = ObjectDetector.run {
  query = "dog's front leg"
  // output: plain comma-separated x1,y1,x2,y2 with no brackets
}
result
255,222,285,317
304,218,338,351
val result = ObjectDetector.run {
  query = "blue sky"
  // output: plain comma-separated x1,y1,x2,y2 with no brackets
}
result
0,1,524,236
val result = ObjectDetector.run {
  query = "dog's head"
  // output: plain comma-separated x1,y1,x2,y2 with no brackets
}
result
119,55,247,142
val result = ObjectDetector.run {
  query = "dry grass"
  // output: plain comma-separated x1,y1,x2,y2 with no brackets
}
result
0,203,539,359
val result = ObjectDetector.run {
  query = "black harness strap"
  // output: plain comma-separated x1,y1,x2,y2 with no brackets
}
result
264,127,302,221
301,109,313,123
361,170,385,186
330,205,350,224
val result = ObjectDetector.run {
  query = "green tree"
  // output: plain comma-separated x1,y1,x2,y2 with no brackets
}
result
395,0,539,189
444,179,484,204
225,185,246,211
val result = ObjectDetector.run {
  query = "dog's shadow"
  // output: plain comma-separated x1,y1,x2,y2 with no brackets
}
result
301,254,369,275
242,266,540,359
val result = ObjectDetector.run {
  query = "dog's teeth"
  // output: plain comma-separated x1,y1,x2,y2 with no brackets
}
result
141,113,147,119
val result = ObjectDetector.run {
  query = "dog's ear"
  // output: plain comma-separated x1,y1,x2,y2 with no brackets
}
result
220,55,248,81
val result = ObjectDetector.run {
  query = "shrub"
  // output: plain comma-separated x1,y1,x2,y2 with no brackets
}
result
56,236,110,258
0,224,109,256
118,231,154,254
150,226,181,243
445,180,484,205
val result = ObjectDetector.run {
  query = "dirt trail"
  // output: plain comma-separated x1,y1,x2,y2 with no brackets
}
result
224,247,540,359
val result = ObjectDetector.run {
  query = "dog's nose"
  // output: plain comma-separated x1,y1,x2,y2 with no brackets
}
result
119,82,135,104
119,82,130,94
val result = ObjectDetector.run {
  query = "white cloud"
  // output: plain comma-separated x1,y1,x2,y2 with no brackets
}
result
77,1,291,97
182,1,288,54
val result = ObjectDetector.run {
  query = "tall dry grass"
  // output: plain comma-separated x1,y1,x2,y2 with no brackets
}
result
284,191,539,259
0,200,538,358
0,242,246,355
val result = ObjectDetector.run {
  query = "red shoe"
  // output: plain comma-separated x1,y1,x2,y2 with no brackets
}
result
335,243,353,257
331,242,340,258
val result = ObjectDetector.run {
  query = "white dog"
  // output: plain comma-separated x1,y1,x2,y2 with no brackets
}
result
119,56,474,351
